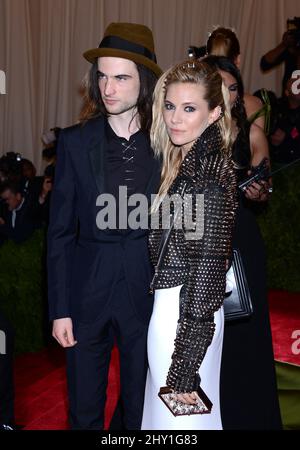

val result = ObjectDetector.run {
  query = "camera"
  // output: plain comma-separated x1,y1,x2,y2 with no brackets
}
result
287,16,300,48
0,152,23,182
188,45,206,59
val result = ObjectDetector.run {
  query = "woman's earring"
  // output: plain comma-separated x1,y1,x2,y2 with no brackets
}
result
233,96,241,109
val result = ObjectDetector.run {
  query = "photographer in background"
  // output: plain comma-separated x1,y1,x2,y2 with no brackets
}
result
37,171,53,225
0,151,54,229
260,17,300,94
0,152,23,186
39,127,60,225
41,127,60,180
22,158,53,225
0,181,44,244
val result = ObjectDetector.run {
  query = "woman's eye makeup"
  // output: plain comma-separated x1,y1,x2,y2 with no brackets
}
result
184,106,195,112
228,84,238,92
164,103,196,112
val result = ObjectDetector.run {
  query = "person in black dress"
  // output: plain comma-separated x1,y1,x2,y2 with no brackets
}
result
206,27,265,131
204,55,282,430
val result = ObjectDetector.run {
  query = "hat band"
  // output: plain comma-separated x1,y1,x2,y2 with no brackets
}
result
99,35,157,63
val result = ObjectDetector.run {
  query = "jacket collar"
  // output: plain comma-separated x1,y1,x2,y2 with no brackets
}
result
178,122,223,181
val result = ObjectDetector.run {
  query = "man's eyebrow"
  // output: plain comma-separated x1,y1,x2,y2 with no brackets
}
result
114,74,132,78
96,70,132,78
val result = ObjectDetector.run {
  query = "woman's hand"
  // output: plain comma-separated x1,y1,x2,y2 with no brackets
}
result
244,179,270,202
174,391,200,405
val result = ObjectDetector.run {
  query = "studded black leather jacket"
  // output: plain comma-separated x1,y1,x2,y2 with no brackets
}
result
149,123,238,393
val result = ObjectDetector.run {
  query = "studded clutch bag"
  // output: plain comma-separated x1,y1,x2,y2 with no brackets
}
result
158,386,213,416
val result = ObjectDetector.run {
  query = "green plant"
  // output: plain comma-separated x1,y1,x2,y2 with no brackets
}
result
257,165,300,292
0,229,47,353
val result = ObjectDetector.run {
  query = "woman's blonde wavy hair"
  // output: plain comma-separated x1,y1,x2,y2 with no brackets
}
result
151,58,232,206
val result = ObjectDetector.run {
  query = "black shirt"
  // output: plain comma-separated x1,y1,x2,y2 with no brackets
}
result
104,120,154,230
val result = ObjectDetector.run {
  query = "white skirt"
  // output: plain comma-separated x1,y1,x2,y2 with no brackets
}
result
141,284,224,430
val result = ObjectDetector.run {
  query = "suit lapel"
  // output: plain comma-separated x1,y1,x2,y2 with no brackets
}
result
83,116,161,197
83,116,106,194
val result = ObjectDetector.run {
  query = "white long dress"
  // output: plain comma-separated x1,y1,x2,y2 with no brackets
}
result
141,284,224,430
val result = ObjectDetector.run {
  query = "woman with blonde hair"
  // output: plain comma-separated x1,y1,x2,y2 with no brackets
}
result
141,59,237,430
206,26,266,130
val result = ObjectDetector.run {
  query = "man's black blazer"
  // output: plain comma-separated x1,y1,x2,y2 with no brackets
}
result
47,116,161,325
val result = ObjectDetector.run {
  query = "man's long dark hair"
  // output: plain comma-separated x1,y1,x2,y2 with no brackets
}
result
80,61,158,134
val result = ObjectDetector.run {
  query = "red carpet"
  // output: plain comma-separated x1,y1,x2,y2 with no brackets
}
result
14,290,300,430
268,290,300,365
14,346,120,430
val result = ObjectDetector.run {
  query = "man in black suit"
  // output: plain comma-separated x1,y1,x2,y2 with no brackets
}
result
47,22,161,430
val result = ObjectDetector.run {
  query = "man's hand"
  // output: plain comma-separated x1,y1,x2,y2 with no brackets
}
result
52,317,77,348
0,217,5,225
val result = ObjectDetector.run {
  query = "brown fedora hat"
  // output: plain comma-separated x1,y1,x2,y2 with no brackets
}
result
83,22,162,77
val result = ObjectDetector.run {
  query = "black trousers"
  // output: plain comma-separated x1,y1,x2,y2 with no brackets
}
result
0,310,15,425
66,266,149,430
